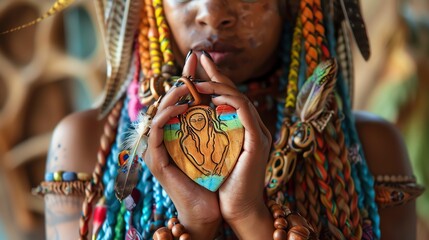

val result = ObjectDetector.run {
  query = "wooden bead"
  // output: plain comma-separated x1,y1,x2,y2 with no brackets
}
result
273,229,287,240
153,227,173,240
171,223,186,237
273,209,286,218
288,226,311,239
167,217,180,229
179,233,191,240
274,217,288,229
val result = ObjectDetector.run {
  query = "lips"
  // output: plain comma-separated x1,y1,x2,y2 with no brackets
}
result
192,40,243,63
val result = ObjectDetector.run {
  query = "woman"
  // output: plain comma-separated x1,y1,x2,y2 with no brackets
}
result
37,0,422,239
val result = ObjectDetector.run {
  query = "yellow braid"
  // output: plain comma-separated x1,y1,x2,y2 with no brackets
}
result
285,17,303,111
145,0,162,75
152,0,175,69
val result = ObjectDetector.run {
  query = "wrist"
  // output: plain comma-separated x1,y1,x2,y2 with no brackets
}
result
179,215,221,239
226,201,274,239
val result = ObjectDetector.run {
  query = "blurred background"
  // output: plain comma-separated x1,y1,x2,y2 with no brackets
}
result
0,0,427,239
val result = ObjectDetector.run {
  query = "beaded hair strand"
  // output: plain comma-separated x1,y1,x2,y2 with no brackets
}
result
91,0,381,239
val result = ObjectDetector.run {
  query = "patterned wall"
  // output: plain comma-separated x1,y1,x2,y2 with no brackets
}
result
0,1,104,238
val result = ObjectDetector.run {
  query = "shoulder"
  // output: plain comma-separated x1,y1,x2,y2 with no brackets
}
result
354,111,416,240
353,111,413,176
45,109,107,173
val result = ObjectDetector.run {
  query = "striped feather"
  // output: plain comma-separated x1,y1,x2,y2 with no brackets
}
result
336,22,354,105
339,0,371,60
99,0,143,118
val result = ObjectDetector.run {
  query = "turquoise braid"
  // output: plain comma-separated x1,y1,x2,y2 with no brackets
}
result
139,163,155,238
323,2,380,237
97,97,131,239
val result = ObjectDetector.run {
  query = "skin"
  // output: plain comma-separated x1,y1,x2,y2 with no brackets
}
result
163,0,283,83
44,0,417,239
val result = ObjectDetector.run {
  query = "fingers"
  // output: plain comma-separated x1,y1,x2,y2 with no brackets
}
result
150,104,188,149
200,53,235,88
182,51,197,78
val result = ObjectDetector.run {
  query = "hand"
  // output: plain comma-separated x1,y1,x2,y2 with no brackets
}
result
144,52,221,239
195,54,274,238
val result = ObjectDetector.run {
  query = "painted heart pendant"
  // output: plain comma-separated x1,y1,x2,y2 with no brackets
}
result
164,104,244,191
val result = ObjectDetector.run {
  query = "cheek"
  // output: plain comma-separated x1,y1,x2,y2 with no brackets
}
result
236,2,281,48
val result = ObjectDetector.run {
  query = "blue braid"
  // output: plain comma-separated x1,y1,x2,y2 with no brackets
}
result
139,162,154,238
97,97,131,239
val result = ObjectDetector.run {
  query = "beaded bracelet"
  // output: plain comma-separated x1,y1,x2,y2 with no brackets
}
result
32,171,100,197
268,200,317,240
152,217,191,240
374,174,425,208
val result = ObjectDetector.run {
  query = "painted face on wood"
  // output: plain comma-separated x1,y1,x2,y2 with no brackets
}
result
163,0,283,83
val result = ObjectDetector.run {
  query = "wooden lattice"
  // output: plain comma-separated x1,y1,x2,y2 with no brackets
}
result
0,1,104,238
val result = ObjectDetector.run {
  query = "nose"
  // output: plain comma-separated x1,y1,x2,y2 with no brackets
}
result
195,1,236,30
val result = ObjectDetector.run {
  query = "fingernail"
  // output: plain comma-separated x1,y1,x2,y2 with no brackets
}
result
175,99,189,105
192,79,205,84
202,50,213,62
185,49,193,62
211,94,220,98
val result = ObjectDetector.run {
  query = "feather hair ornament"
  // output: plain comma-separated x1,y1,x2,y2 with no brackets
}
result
99,0,143,119
0,0,77,34
338,0,371,60
296,58,338,123
336,22,355,106
114,96,162,201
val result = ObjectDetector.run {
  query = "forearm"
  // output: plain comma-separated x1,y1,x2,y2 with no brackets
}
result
45,194,85,240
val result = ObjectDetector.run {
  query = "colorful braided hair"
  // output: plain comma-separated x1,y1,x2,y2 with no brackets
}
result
92,0,380,239
0,0,380,238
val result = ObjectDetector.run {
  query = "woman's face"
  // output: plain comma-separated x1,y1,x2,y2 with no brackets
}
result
163,0,283,83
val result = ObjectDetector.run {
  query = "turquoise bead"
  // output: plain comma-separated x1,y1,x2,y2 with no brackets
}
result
45,172,54,182
63,172,77,181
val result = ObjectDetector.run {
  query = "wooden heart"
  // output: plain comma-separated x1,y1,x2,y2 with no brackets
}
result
164,104,244,191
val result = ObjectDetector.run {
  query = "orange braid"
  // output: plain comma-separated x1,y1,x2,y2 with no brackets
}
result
79,101,123,239
300,0,318,77
139,4,151,77
313,0,330,60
